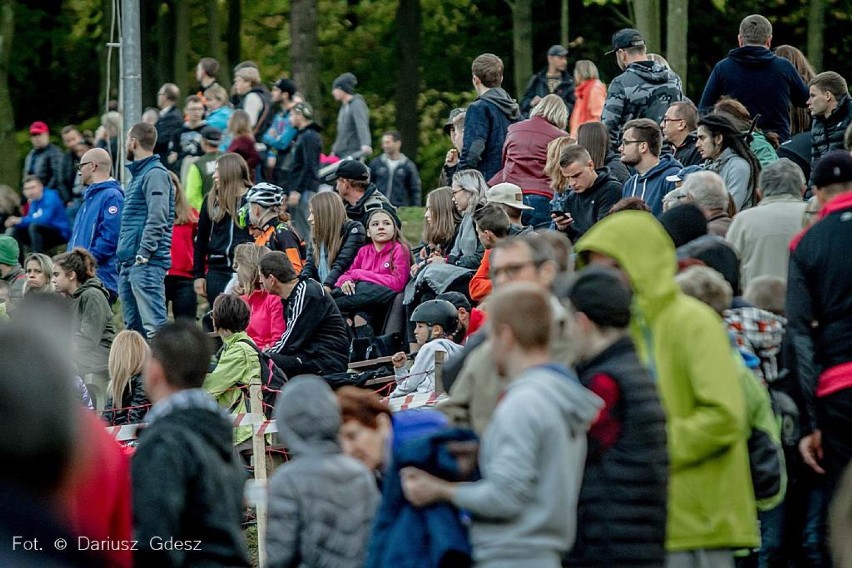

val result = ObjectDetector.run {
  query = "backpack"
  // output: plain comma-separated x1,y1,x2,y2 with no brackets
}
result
238,338,288,418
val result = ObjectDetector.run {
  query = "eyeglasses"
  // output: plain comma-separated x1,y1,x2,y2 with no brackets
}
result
75,161,94,172
661,117,684,124
491,260,540,279
620,139,645,147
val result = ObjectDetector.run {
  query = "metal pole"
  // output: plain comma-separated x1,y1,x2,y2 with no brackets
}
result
120,0,142,132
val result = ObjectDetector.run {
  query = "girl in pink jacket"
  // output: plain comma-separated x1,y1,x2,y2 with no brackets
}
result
332,209,411,323
234,243,285,349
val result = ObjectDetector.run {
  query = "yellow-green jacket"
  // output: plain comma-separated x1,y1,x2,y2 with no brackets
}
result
203,331,261,445
575,211,759,551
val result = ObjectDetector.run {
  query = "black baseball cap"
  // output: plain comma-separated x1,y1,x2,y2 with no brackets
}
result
547,44,569,57
200,126,222,143
605,28,646,55
443,107,464,136
812,150,852,188
436,291,471,312
329,159,370,182
272,78,297,96
565,266,633,328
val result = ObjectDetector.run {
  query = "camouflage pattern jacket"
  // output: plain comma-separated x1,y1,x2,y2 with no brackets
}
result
602,60,684,150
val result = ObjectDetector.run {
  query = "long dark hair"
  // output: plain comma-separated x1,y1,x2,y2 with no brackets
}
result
698,114,761,207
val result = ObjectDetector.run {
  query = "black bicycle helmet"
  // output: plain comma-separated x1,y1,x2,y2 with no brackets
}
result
410,299,459,334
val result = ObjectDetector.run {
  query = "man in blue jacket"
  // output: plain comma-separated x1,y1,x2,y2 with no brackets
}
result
620,118,682,217
459,53,521,181
4,175,70,254
117,122,175,339
67,148,123,303
699,14,809,143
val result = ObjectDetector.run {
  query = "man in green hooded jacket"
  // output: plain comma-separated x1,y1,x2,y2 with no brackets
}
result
575,210,758,567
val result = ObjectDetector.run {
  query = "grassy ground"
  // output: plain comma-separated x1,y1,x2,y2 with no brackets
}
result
398,206,425,245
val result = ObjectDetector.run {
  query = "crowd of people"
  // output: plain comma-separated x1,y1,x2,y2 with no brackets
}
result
2,10,852,568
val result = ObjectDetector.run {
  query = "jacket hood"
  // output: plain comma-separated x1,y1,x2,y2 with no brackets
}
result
591,167,616,189
642,153,681,180
72,277,110,301
274,375,340,456
510,364,602,435
728,45,775,65
83,178,122,200
480,87,521,121
627,60,677,84
575,211,679,320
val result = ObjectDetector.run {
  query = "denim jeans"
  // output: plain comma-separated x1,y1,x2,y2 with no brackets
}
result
801,479,831,567
521,193,553,229
118,263,167,339
757,505,785,568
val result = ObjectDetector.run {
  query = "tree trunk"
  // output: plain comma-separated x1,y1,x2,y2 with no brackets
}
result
290,0,321,123
173,0,190,96
666,0,687,85
560,0,569,47
807,0,824,72
395,0,421,162
0,0,17,189
511,0,533,100
226,0,241,76
208,0,225,69
631,0,660,54
139,0,159,106
157,2,173,94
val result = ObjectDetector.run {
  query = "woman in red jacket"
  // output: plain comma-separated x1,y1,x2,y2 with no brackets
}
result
488,94,569,229
165,171,198,321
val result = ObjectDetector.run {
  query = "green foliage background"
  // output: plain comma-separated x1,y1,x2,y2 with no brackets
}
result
7,0,852,196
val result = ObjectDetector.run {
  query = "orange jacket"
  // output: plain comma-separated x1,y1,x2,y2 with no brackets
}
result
469,248,492,302
570,79,607,138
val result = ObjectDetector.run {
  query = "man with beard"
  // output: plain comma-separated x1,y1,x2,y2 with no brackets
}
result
619,118,682,216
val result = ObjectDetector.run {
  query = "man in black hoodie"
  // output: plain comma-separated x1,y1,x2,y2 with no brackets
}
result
550,145,622,242
520,44,576,117
132,322,250,567
699,14,809,143
458,53,521,180
601,29,683,151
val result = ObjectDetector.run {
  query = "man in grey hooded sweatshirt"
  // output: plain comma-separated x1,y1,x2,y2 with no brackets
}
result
331,72,373,159
266,375,380,568
458,53,521,180
402,283,602,568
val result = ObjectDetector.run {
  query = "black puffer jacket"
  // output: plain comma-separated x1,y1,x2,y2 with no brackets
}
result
301,220,366,289
811,94,852,168
103,374,151,426
568,337,669,567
